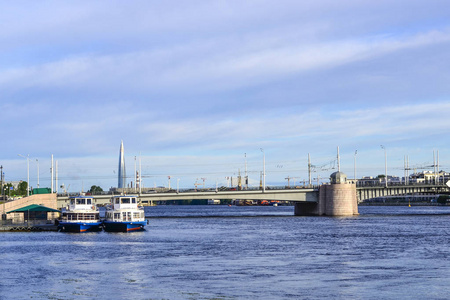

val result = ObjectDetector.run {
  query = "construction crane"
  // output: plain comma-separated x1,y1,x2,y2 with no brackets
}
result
194,178,201,189
285,176,296,188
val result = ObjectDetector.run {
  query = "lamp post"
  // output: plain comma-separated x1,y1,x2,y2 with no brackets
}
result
380,145,387,188
1,165,3,200
134,156,137,192
18,154,30,197
260,148,265,192
244,153,248,190
139,152,142,195
36,159,39,188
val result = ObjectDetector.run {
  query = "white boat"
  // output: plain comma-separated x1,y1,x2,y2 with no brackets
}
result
103,195,147,232
58,195,102,232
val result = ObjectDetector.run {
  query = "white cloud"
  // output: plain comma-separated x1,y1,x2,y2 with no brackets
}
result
1,28,449,96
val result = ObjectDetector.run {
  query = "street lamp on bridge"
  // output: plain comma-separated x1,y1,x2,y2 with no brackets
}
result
260,148,265,192
380,145,388,188
36,159,39,188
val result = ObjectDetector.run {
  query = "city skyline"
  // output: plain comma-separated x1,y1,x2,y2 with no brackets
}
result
1,1,450,192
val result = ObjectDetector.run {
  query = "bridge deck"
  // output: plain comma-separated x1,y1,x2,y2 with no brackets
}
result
56,184,450,208
57,189,318,208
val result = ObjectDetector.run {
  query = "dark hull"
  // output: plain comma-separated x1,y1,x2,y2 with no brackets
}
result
103,221,146,232
58,222,103,233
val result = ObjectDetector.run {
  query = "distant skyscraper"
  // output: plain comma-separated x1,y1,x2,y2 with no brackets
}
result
118,141,126,188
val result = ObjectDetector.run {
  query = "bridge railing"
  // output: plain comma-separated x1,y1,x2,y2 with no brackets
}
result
356,180,449,188
57,185,321,198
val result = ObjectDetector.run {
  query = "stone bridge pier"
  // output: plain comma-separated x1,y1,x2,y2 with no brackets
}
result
295,171,358,216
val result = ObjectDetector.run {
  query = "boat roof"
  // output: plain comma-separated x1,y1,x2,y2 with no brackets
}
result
69,195,94,199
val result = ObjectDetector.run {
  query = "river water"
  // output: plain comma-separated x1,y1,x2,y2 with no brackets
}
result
0,205,449,299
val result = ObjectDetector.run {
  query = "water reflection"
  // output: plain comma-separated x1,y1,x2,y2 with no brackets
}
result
0,205,449,299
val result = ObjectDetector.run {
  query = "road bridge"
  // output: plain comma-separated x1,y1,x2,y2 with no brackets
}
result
56,176,450,216
357,184,450,202
57,188,319,207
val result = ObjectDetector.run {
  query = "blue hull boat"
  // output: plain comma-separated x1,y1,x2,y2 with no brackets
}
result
58,221,103,233
58,195,101,233
104,195,147,232
103,220,146,232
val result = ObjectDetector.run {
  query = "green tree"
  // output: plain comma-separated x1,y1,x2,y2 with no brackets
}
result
2,183,13,197
88,185,104,195
16,181,28,196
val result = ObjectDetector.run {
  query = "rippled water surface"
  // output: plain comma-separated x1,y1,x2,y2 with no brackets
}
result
1,205,450,299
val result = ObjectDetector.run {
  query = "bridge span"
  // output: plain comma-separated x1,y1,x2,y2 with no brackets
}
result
357,183,450,202
57,184,448,206
56,177,450,216
57,188,319,207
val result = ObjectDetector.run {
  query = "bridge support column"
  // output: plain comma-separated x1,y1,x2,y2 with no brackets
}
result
295,171,358,216
321,183,358,216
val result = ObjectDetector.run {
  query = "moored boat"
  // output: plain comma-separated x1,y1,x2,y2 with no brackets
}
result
207,199,221,205
58,195,102,232
103,195,147,232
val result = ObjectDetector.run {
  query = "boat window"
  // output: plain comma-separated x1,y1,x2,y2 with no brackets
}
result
76,198,85,205
121,198,131,204
87,199,92,205
133,212,140,219
115,198,119,204
70,199,75,205
114,213,120,220
132,198,136,204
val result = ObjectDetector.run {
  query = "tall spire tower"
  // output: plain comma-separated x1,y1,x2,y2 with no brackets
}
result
118,140,126,188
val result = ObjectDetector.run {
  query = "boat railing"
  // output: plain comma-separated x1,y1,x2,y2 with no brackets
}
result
66,213,99,221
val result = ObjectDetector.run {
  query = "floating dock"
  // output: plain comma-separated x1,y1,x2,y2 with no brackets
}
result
0,224,58,232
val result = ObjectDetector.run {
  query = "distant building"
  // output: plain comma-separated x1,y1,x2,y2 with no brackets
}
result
409,170,450,184
357,175,400,186
357,171,450,187
357,176,381,186
4,181,22,190
118,141,126,188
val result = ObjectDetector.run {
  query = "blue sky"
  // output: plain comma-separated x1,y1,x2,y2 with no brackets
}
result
2,1,450,192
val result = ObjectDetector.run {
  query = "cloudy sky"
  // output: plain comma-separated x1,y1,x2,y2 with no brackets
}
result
2,1,450,192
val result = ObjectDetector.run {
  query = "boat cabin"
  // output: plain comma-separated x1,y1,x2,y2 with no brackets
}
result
61,196,100,222
106,196,145,222
68,196,96,211
111,196,139,210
